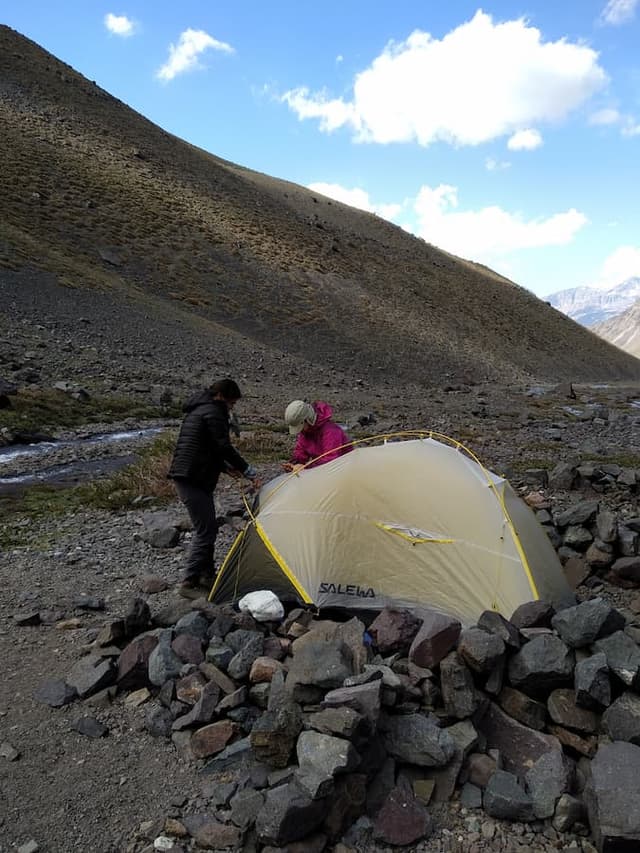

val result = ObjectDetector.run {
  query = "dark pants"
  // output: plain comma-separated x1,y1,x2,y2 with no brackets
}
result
174,480,218,581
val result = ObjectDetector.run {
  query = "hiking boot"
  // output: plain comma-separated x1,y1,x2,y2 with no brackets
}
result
178,577,208,600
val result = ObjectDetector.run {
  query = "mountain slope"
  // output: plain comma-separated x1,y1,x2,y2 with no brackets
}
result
593,301,640,357
547,278,640,326
2,25,639,386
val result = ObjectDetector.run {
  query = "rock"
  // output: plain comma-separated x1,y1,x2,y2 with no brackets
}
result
287,638,353,690
551,597,625,648
611,556,640,583
33,679,77,708
381,713,455,767
593,630,640,689
0,741,20,761
585,741,640,852
124,687,151,707
139,575,170,594
420,719,478,802
171,634,204,666
507,634,574,696
17,842,39,853
484,770,534,822
255,782,329,846
117,634,159,690
204,638,234,670
547,725,597,758
174,612,209,641
67,654,115,698
373,785,432,845
123,597,152,637
552,793,585,832
250,675,303,768
322,680,382,727
477,701,562,777
72,716,108,738
190,720,237,759
460,782,483,809
297,731,360,778
146,706,174,738
574,652,611,711
497,686,546,730
199,661,236,694
14,611,41,626
440,651,483,719
602,692,640,744
525,749,572,819
189,816,241,849
408,610,461,668
554,500,599,528
458,627,506,673
172,681,220,731
465,753,497,788
510,601,555,629
249,656,285,683
148,632,183,687
323,773,368,840
367,607,422,654
547,688,599,734
307,707,363,739
230,788,265,828
477,610,521,649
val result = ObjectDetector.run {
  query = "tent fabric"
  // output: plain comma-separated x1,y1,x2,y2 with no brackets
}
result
209,436,572,625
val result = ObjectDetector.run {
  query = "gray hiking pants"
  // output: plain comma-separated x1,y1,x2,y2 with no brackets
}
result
174,480,218,581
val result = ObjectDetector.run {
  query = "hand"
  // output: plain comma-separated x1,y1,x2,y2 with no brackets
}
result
246,477,262,492
282,463,304,475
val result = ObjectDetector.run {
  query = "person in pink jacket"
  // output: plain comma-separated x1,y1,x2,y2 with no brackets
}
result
283,400,352,471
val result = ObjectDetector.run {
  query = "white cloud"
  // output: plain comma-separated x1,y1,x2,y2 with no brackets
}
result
589,107,622,125
307,182,402,220
104,13,135,37
600,0,639,25
306,179,586,265
411,184,587,259
282,10,606,147
592,246,640,288
507,128,543,150
622,119,640,136
156,28,234,82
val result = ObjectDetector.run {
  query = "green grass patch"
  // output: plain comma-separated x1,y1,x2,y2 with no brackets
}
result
0,433,177,547
0,387,180,433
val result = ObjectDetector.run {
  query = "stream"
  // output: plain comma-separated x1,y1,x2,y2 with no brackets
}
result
0,426,168,495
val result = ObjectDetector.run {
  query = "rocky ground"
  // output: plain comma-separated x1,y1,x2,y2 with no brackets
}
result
2,379,640,852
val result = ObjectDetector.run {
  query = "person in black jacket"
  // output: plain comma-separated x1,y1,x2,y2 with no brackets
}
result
168,378,259,597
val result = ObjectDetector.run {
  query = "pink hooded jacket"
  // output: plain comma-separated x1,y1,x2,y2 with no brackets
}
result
290,401,352,469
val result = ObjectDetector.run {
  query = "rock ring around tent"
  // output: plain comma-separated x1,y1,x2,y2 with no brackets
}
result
210,434,573,625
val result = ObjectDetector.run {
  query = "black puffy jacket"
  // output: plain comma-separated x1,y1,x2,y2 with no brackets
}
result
168,391,249,490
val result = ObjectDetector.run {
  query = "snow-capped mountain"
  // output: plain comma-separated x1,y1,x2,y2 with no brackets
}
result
547,277,640,327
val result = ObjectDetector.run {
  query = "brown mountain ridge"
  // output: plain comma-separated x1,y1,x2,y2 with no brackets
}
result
2,24,639,387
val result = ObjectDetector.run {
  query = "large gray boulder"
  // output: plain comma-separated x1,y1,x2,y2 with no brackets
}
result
551,598,625,648
508,634,574,696
574,652,611,712
484,770,534,822
381,713,455,767
593,630,640,689
602,692,640,745
408,610,461,668
585,741,640,852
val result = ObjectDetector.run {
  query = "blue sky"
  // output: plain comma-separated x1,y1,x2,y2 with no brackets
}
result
4,1,640,298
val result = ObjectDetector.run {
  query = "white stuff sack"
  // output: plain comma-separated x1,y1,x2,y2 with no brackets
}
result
238,590,285,622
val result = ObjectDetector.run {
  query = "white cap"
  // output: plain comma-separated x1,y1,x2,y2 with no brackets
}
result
284,400,316,435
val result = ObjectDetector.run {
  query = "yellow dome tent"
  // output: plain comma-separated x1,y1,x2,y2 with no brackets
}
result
209,434,572,625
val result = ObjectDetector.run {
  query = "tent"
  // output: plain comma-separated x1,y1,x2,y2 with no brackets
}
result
209,434,573,625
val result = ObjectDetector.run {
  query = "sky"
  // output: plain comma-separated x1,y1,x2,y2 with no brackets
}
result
3,1,640,298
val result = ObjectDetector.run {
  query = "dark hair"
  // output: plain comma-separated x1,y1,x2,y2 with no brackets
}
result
211,378,242,401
